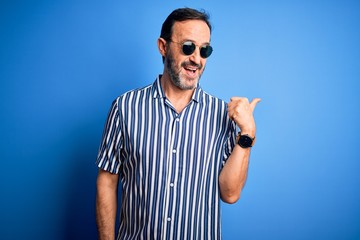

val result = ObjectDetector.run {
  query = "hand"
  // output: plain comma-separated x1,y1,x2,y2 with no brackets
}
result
227,97,261,136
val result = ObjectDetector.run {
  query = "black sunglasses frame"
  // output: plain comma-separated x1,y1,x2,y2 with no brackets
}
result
170,40,213,59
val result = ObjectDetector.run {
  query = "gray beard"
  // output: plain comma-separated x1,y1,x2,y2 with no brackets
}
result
165,54,203,90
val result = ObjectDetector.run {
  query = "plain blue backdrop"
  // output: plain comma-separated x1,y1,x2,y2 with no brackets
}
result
1,0,359,239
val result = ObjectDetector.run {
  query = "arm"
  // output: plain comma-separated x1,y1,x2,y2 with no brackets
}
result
96,169,119,240
219,97,260,204
219,144,251,204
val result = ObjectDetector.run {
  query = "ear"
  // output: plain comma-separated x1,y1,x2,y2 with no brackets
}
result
157,38,167,57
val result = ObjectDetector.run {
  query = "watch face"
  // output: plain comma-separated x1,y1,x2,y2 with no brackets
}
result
239,135,253,148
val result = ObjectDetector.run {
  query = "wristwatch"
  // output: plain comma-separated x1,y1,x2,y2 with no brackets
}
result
237,134,255,148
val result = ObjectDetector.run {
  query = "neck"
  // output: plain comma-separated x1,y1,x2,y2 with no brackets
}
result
160,74,195,113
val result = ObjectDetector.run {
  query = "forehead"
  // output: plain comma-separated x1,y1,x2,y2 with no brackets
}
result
172,20,211,43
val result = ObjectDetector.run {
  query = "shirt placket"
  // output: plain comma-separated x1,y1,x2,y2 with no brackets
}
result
162,110,181,239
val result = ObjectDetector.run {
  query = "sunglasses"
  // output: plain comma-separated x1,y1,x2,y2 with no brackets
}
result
170,40,213,59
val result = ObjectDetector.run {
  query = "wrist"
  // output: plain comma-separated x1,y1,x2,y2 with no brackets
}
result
236,132,256,148
239,129,255,138
238,123,256,137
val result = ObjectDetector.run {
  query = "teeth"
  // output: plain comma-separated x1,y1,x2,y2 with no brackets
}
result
186,67,197,71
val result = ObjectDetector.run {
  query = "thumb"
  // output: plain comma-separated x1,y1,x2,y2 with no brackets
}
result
250,98,261,111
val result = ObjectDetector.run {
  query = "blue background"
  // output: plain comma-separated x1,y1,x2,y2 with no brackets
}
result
1,0,359,239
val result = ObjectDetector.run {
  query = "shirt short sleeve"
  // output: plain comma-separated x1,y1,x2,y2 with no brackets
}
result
222,121,237,167
96,98,123,174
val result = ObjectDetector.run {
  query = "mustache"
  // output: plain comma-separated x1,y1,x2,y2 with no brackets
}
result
181,61,202,70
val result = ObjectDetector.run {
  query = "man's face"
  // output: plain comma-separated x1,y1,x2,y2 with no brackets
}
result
165,20,211,90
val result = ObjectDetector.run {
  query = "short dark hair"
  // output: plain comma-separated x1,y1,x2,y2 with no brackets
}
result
160,8,212,41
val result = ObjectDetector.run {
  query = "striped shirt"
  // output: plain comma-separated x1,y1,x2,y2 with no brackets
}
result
96,76,237,240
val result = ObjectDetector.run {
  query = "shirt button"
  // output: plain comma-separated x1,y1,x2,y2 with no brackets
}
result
167,217,171,222
172,149,176,153
175,118,180,122
170,183,174,187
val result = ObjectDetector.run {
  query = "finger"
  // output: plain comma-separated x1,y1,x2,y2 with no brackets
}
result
228,96,248,113
230,96,250,102
250,98,261,111
230,96,241,102
228,111,237,122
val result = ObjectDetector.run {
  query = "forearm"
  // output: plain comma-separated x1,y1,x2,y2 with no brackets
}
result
96,170,119,240
219,145,251,204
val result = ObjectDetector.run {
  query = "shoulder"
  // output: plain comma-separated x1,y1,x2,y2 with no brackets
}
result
199,89,236,133
199,88,228,108
115,83,153,104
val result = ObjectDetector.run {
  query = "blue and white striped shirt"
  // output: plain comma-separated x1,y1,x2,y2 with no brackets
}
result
96,76,237,240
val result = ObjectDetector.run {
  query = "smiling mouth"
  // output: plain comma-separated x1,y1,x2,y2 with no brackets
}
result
181,61,203,79
184,66,198,73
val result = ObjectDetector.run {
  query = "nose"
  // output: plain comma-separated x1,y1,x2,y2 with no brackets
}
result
189,47,202,65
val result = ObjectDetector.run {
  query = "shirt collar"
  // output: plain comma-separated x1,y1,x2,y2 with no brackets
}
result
152,75,203,103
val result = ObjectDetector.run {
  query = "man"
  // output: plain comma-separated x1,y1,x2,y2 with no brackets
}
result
96,7,260,240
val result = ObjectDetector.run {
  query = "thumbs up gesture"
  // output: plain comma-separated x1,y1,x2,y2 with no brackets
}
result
227,97,261,136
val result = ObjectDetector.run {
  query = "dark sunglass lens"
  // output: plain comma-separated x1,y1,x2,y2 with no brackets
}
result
182,42,196,55
200,45,213,58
